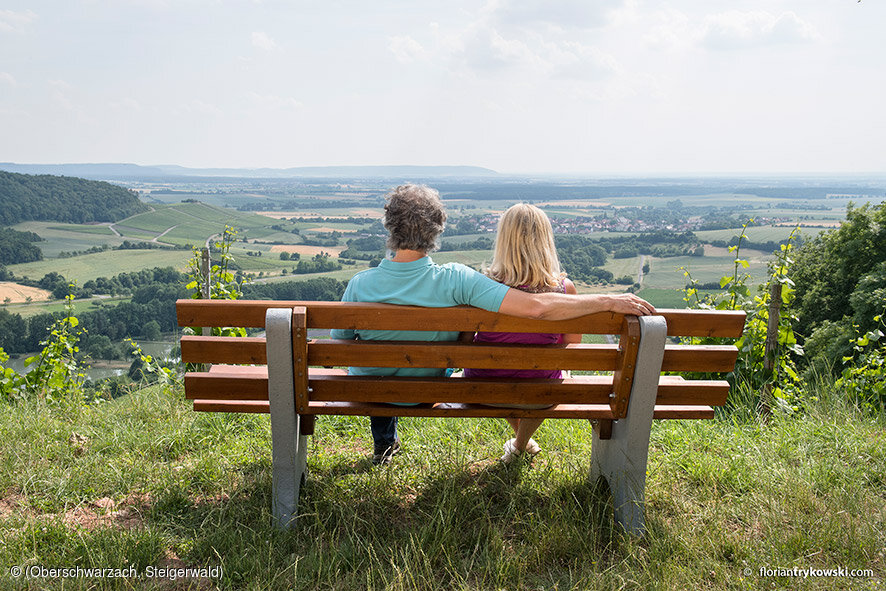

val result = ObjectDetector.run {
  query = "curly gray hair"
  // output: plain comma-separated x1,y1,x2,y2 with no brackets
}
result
383,184,447,253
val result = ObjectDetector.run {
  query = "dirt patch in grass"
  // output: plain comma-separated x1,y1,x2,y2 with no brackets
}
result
0,493,30,519
1,491,149,531
61,493,151,531
0,282,52,304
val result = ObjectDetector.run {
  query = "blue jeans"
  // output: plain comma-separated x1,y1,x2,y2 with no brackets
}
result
370,416,398,453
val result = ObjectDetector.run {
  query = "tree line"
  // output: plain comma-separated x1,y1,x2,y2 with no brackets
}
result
0,227,43,265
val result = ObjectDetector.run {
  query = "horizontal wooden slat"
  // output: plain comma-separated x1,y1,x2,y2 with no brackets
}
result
661,344,738,372
192,399,716,420
181,337,737,374
184,371,269,400
656,377,729,406
661,309,745,338
181,336,266,364
193,399,271,413
652,405,715,420
303,401,617,418
185,367,728,406
310,340,618,370
176,300,746,338
309,375,614,405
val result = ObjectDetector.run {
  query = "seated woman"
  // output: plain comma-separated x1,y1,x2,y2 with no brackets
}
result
464,203,581,463
330,184,655,466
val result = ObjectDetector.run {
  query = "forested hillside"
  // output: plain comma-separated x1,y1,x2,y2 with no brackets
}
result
0,171,147,225
0,227,43,264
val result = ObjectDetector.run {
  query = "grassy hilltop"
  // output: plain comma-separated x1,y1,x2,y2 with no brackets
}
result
0,381,883,590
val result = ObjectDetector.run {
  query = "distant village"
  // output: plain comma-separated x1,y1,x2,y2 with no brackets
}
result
454,211,795,235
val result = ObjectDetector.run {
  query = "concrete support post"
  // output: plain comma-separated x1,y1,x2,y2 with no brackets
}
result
590,315,667,535
266,308,308,529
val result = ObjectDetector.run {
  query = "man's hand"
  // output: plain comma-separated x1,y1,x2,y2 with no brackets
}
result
604,293,656,316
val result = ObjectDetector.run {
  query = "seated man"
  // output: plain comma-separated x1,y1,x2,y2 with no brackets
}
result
330,184,655,465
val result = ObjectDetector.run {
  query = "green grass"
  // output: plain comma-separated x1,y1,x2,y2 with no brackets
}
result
0,382,883,590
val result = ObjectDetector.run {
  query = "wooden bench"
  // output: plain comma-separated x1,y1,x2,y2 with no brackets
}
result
176,299,745,534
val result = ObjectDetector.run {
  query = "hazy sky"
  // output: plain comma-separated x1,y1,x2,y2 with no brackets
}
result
1,1,883,174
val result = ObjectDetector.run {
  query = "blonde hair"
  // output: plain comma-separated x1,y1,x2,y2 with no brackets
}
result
486,203,564,290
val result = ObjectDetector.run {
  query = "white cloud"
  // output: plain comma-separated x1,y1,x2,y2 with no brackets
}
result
0,72,17,86
700,10,821,49
546,41,620,80
387,35,427,64
49,80,75,112
251,31,279,52
492,0,616,30
0,9,37,33
175,99,223,116
643,8,693,50
248,92,302,111
109,97,143,112
457,24,618,81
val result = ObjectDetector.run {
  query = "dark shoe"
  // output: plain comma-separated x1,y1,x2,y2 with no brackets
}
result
372,440,401,466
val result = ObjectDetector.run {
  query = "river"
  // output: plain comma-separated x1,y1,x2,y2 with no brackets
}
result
5,339,178,382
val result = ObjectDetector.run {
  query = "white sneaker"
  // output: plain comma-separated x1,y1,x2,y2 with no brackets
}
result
525,438,541,455
501,439,522,464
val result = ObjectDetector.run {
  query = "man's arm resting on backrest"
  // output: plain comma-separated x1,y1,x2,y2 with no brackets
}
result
497,288,655,321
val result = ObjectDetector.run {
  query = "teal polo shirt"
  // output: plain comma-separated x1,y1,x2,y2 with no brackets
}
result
329,256,510,377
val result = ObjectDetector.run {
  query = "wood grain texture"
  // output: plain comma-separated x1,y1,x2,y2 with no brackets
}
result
292,307,309,415
180,338,738,373
176,300,746,337
611,316,640,418
310,340,618,370
180,336,266,364
184,370,728,406
192,399,716,420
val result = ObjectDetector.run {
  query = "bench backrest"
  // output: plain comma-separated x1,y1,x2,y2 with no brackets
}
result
177,299,745,421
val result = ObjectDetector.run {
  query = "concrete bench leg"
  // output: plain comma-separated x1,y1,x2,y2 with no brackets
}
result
590,315,666,535
266,308,309,529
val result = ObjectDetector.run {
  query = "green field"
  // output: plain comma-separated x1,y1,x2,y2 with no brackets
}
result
603,255,643,280
695,225,808,244
46,224,116,236
643,253,769,289
12,222,125,257
3,296,132,318
105,203,295,247
8,250,192,282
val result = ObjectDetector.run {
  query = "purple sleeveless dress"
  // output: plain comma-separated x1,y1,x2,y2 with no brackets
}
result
464,279,566,380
